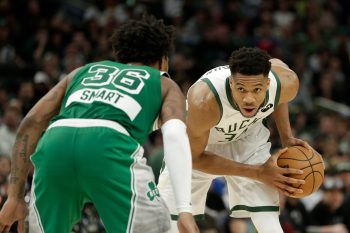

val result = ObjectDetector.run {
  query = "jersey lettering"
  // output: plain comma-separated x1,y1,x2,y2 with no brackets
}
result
82,65,149,94
113,69,150,94
82,65,118,86
68,65,152,120
215,117,262,142
66,88,141,120
219,133,236,142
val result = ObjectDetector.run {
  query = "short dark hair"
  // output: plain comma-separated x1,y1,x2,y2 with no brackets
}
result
110,15,175,66
228,47,271,76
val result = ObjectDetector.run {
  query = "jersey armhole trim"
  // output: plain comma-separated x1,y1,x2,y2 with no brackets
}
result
225,77,239,111
160,71,171,79
270,70,281,107
201,78,223,122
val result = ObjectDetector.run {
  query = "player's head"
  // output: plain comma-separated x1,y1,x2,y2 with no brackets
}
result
228,47,271,118
110,14,175,71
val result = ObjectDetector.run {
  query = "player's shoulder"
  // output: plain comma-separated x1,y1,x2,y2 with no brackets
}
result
201,65,230,79
160,75,182,94
187,80,218,115
188,65,229,111
271,64,299,104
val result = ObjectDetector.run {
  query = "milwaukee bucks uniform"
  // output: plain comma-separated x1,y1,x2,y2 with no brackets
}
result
159,65,281,221
29,61,170,233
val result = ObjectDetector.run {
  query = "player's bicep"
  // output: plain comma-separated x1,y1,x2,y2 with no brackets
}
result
272,66,299,104
186,86,218,159
159,77,186,125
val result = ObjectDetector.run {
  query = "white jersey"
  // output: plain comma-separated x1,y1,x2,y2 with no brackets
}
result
197,65,281,146
159,65,282,225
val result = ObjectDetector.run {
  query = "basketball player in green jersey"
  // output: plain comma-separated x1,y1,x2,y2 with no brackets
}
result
0,16,199,233
158,47,311,233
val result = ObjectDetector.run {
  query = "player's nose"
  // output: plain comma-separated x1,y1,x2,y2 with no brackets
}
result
243,93,255,104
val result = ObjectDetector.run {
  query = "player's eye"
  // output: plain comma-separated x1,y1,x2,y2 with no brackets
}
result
237,87,245,93
254,88,262,93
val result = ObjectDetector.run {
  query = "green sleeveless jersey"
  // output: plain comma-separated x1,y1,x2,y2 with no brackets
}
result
51,60,162,144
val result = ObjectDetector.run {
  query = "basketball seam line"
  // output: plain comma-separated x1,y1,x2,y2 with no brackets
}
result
299,161,324,170
295,147,315,194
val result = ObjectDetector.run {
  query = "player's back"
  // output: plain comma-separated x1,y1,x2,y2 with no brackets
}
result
52,60,162,144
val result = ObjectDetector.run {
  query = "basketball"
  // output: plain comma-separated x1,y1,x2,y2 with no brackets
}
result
277,146,325,198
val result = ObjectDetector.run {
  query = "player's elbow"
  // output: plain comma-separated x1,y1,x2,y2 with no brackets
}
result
162,125,184,143
191,151,204,170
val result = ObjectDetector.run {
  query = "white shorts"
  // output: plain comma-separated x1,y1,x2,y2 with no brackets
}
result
158,132,279,219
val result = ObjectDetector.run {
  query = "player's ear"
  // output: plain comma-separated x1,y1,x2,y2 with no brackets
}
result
160,56,169,72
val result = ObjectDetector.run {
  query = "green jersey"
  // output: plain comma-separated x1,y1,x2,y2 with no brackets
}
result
51,60,162,144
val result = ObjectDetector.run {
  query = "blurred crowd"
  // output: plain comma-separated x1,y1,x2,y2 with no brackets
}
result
0,0,350,232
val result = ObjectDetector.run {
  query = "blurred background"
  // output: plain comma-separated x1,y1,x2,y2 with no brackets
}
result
0,0,349,232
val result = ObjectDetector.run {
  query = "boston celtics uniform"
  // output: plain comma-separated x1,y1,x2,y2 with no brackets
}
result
29,61,170,233
159,65,281,220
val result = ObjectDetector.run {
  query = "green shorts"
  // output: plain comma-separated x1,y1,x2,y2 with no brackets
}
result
28,119,170,233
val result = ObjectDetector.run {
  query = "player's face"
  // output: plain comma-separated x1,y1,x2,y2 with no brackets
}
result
230,73,270,118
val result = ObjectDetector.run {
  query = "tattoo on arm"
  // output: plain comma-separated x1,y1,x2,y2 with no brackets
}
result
162,96,186,122
10,133,33,198
7,75,68,199
19,135,29,162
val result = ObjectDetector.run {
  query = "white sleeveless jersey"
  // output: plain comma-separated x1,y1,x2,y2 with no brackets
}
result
197,65,281,145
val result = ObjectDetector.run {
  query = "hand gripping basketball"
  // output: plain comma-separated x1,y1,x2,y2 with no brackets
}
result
277,146,325,198
258,148,305,196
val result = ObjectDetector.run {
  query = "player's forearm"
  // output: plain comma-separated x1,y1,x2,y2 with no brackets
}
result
162,119,192,213
8,116,47,199
273,103,293,146
192,151,260,178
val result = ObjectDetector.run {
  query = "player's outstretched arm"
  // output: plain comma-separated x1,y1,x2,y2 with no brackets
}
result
271,60,311,149
159,77,199,233
187,81,305,195
0,69,78,233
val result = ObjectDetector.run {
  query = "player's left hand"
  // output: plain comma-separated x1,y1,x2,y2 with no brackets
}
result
283,137,312,150
0,198,28,233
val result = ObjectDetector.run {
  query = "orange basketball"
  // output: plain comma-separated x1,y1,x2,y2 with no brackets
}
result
277,146,325,198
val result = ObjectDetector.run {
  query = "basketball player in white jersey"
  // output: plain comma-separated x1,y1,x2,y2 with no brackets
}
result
159,47,310,233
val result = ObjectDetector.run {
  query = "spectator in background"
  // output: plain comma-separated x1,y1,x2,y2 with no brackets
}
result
0,155,10,185
0,20,16,66
16,80,35,116
336,163,350,197
0,106,22,157
0,155,11,209
279,194,310,233
308,176,350,233
0,84,8,115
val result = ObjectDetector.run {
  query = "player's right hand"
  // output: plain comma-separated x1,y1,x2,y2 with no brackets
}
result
177,212,200,233
258,148,305,196
0,198,28,233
